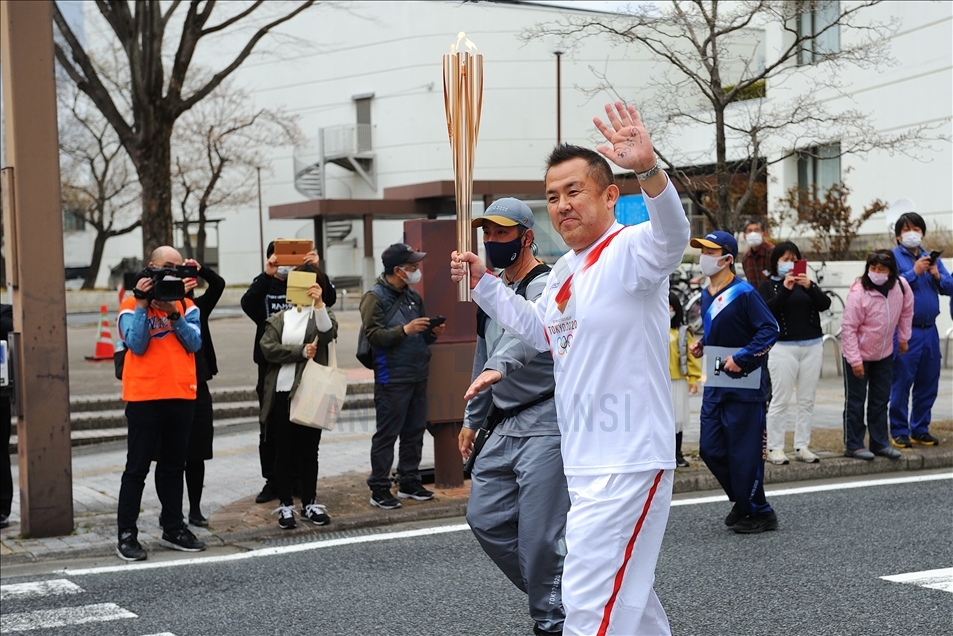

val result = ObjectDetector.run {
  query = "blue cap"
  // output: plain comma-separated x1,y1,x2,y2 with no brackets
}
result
690,231,738,258
471,198,534,229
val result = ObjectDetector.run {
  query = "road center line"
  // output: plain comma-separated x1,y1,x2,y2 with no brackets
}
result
59,472,952,577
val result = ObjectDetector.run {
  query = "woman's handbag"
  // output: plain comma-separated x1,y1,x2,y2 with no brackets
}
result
289,340,348,430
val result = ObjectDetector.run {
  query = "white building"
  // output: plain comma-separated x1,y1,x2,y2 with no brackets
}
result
56,1,952,289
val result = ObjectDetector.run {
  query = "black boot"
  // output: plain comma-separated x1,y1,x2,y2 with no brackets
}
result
675,432,689,468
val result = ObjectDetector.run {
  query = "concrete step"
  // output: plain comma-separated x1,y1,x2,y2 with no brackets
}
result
68,381,376,413
69,393,376,431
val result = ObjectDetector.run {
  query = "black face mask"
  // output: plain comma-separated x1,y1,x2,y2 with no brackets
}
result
485,236,523,269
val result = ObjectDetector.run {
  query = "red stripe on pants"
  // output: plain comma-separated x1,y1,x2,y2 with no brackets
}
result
596,469,665,636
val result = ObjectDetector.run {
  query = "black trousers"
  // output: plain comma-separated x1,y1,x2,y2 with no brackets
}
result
118,399,195,536
367,380,427,492
842,356,893,452
0,395,11,517
271,392,322,506
256,363,276,483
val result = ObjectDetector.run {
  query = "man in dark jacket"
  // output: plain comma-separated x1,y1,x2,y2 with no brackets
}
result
241,241,335,503
360,243,445,509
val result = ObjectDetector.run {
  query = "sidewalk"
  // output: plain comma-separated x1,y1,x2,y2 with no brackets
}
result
1,312,951,565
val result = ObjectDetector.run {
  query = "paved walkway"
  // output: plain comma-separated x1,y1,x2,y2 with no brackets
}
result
1,309,951,564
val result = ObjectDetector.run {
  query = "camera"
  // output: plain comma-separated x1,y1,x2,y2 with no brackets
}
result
132,264,198,302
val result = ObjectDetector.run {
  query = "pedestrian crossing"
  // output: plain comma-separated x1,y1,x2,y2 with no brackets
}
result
880,567,953,593
0,578,177,634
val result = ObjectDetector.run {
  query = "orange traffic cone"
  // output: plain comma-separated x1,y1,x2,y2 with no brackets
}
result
85,304,115,361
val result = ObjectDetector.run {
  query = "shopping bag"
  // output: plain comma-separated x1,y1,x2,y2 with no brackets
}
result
290,340,348,430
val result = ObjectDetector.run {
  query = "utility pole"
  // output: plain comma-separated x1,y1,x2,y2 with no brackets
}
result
554,50,563,145
0,0,74,537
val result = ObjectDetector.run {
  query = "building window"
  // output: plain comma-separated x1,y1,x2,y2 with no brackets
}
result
353,93,373,152
63,209,86,232
797,142,841,195
797,0,840,65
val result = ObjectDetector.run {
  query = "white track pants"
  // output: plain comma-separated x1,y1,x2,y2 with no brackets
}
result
562,470,674,636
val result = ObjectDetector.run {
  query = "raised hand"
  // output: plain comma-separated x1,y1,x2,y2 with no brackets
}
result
593,101,657,173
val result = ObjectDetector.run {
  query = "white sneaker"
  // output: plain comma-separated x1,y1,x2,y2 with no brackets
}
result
766,448,789,465
795,447,820,463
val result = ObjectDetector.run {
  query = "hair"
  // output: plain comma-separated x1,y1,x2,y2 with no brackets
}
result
861,249,898,291
668,292,684,329
894,212,926,237
769,241,802,277
545,143,614,192
743,218,766,233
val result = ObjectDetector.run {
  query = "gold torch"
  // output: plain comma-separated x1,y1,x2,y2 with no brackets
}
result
443,32,483,301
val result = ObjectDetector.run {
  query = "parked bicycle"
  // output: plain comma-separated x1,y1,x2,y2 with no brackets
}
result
808,262,845,338
670,263,705,311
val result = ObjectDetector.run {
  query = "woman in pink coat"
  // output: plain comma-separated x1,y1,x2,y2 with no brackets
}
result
841,250,914,460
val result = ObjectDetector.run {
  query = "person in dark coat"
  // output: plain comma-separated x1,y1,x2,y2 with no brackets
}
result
182,261,225,526
0,303,13,529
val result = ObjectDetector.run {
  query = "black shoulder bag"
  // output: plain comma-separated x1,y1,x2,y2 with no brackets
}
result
356,289,406,369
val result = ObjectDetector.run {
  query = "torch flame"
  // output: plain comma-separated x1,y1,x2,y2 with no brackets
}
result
450,31,478,54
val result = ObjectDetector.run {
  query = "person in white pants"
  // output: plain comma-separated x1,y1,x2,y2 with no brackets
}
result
757,241,831,464
452,103,690,636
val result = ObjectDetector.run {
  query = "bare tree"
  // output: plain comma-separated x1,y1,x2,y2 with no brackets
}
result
52,0,315,258
59,88,141,290
172,77,302,263
525,1,946,233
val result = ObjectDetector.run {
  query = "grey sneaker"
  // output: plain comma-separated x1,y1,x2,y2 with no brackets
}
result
160,526,206,552
845,448,874,461
874,447,902,460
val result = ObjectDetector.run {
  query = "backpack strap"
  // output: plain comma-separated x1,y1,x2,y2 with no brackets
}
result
477,263,551,338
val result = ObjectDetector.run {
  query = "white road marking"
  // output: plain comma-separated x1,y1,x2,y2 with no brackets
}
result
881,568,953,593
0,603,137,633
141,633,177,636
59,472,953,577
0,579,84,601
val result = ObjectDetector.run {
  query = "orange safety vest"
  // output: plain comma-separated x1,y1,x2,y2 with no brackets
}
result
118,296,198,402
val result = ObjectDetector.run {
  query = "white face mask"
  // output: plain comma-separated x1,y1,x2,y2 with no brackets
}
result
700,253,730,277
275,266,294,279
868,271,889,286
745,232,763,248
400,267,422,285
777,261,794,277
669,310,676,319
900,231,922,250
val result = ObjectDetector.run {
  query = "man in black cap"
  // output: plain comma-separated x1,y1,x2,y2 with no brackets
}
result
359,243,445,509
241,241,335,503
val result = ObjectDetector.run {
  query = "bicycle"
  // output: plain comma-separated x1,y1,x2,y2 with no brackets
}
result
808,262,845,338
670,263,705,310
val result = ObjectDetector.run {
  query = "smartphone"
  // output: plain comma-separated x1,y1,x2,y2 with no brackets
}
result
929,250,943,264
792,259,807,277
428,315,446,329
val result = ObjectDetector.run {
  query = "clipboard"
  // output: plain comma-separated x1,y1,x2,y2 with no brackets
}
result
703,346,761,389
286,270,317,307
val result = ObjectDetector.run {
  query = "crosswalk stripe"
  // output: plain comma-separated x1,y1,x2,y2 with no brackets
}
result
0,603,137,633
880,568,953,593
0,579,84,601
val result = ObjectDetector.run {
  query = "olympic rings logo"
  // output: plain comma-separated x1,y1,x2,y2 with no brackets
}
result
556,334,573,355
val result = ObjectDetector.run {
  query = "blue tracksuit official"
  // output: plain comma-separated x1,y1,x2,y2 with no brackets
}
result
692,231,779,534
889,230,953,445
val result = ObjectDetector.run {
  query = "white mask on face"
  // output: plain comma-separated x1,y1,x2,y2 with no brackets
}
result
745,232,763,248
777,261,794,277
700,253,730,277
868,271,889,286
900,231,922,250
400,267,422,285
275,266,294,279
669,310,676,319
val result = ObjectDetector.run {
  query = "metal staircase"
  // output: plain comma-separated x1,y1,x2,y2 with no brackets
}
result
293,123,377,202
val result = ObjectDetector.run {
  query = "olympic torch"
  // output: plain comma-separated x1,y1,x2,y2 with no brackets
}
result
443,32,483,301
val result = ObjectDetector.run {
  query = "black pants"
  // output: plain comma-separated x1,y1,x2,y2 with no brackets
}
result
256,363,276,483
367,381,427,492
118,399,195,536
271,392,322,506
842,356,893,452
0,395,11,517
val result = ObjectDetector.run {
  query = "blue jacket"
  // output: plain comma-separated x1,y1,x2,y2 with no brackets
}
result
892,246,953,326
701,278,779,403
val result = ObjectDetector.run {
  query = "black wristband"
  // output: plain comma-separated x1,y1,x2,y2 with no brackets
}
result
168,312,181,322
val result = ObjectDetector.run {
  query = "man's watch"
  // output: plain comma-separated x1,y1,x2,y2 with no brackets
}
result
168,312,181,322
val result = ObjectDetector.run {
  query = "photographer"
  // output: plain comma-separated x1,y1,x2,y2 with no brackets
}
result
115,246,205,561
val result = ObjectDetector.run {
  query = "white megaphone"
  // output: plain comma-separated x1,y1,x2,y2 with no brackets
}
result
886,198,916,236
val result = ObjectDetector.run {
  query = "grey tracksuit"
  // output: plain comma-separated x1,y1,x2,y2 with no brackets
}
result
464,273,569,634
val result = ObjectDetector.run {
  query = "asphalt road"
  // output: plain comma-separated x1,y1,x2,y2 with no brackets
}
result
2,472,950,636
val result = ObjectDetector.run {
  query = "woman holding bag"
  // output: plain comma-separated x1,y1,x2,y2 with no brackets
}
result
260,278,338,530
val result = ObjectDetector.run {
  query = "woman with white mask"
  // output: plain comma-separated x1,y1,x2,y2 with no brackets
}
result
757,242,831,465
